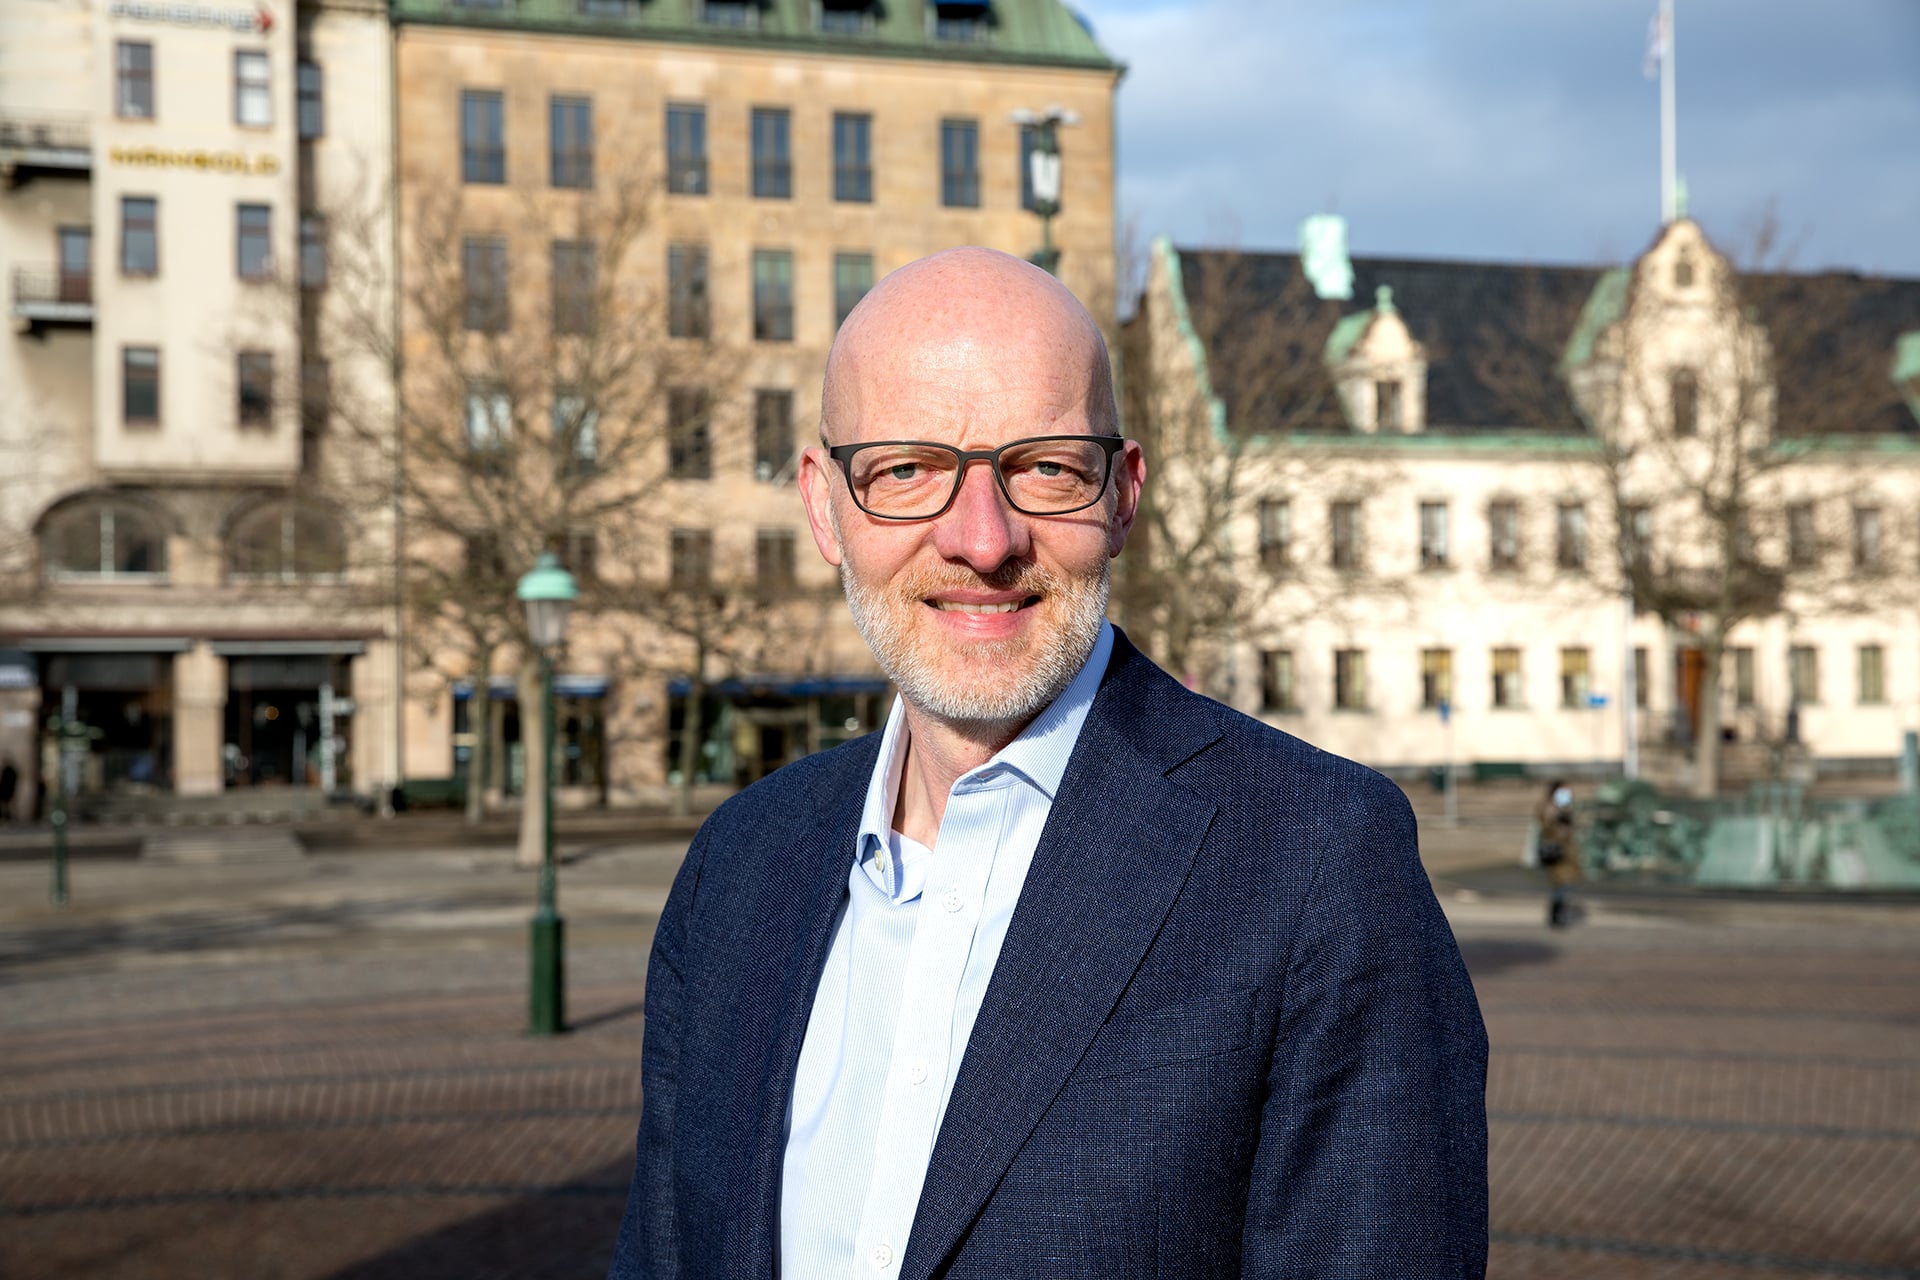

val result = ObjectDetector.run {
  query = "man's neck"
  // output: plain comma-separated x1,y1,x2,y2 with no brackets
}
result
888,704,1031,850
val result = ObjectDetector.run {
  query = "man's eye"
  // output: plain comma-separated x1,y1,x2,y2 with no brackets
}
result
1034,461,1065,477
886,463,920,481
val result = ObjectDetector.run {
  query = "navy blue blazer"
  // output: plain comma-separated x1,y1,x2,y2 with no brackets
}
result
609,630,1489,1278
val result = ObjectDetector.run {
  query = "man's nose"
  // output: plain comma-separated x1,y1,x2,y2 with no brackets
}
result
931,458,1029,572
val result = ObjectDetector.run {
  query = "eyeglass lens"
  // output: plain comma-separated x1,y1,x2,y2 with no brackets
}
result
846,438,1112,518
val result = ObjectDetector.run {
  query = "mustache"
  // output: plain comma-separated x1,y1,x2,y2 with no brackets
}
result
893,559,1060,599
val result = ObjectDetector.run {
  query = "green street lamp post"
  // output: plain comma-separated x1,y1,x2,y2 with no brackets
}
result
45,690,96,907
1012,105,1077,276
517,552,578,1037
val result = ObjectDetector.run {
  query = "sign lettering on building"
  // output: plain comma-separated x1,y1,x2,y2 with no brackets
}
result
109,147,280,175
107,2,273,33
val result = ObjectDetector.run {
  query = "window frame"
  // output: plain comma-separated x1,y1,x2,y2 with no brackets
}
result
234,49,272,128
1858,644,1886,705
461,89,506,185
1420,647,1452,711
1788,644,1820,706
235,203,272,281
665,103,708,196
552,386,600,472
751,107,792,199
1257,497,1292,569
667,387,712,480
1333,648,1368,712
122,346,161,426
1330,500,1362,571
756,527,798,593
1555,501,1586,571
236,350,274,428
121,196,158,277
549,94,595,190
832,112,872,203
1260,648,1296,713
116,40,155,120
1488,499,1521,572
1376,379,1403,431
940,117,980,208
670,527,714,589
667,243,710,340
551,238,596,336
1670,366,1699,437
461,235,510,332
752,248,794,342
754,389,793,482
299,213,327,288
1491,646,1525,710
1559,647,1591,710
297,60,324,139
1418,501,1450,570
834,251,873,329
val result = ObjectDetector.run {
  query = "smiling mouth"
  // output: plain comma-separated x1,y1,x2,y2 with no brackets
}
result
929,596,1041,614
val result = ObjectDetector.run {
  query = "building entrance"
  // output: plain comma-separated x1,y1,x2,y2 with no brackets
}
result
225,656,352,789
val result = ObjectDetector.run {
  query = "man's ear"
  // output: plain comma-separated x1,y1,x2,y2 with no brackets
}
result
1108,439,1146,557
797,445,845,568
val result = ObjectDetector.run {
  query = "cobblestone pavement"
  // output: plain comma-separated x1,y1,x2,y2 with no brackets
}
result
0,832,1915,1279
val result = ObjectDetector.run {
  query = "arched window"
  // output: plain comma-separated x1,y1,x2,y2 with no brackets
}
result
1670,368,1699,437
40,498,168,579
226,501,347,580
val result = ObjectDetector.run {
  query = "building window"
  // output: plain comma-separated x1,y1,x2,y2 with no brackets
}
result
1733,646,1755,708
1788,645,1819,705
752,107,791,199
1420,648,1452,711
666,104,707,195
933,1,989,42
123,347,160,424
302,359,330,437
1418,501,1449,570
1858,644,1885,705
462,236,509,331
297,61,323,139
236,204,273,280
121,197,158,276
551,239,595,336
299,214,327,288
756,527,797,592
1376,379,1403,431
549,95,594,189
1492,647,1524,709
1333,649,1368,711
558,528,598,584
1625,505,1653,571
1488,500,1521,572
1559,647,1590,709
834,252,873,329
237,351,273,427
667,243,710,339
1634,647,1649,709
754,389,793,481
819,0,873,34
552,387,599,471
227,502,346,580
116,41,154,119
1674,249,1695,289
941,118,980,207
1853,506,1883,571
1670,367,1698,437
668,388,711,480
234,50,271,127
1257,498,1292,569
1787,502,1819,568
833,112,872,203
464,384,512,454
753,249,793,342
700,0,756,25
42,501,167,579
1330,500,1362,571
1556,502,1586,571
670,528,713,588
461,90,505,184
1259,649,1295,713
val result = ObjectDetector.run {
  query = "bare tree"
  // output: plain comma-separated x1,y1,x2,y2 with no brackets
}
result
313,161,734,862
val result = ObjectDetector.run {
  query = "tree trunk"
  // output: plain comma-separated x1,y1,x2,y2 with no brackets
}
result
516,657,547,869
1691,639,1725,799
672,636,706,818
464,642,492,825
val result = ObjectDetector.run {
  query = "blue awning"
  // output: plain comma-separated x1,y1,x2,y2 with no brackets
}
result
454,674,610,701
668,675,891,698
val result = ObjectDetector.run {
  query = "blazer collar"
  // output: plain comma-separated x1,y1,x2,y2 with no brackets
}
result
900,628,1225,1278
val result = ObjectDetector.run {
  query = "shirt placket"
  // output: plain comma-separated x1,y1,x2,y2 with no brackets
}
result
846,776,1011,1276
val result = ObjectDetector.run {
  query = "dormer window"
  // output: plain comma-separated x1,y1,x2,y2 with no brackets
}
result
1674,249,1694,289
1376,379,1403,431
818,0,875,35
933,0,991,41
1671,367,1698,437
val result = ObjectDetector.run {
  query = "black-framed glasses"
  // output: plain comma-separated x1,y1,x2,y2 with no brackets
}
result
827,434,1125,521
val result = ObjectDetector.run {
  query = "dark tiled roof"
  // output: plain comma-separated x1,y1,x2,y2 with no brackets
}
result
1172,247,1920,437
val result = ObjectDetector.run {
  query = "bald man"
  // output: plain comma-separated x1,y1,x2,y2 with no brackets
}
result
608,249,1488,1279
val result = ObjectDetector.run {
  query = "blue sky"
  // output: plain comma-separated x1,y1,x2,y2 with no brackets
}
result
1074,0,1920,276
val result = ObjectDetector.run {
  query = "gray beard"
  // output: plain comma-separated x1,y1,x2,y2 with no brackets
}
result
839,553,1109,734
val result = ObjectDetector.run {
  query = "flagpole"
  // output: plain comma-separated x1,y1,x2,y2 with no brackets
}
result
1660,0,1677,223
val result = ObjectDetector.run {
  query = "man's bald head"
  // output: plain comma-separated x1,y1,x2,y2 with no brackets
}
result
820,247,1116,445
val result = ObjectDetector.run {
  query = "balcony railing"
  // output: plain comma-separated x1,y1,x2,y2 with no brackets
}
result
12,266,94,333
0,114,91,184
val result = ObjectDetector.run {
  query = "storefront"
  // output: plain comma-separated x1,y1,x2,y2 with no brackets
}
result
453,674,608,804
666,675,890,787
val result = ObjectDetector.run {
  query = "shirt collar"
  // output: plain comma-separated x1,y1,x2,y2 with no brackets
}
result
855,621,1114,897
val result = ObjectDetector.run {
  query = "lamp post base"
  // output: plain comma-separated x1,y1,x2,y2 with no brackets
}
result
529,910,566,1036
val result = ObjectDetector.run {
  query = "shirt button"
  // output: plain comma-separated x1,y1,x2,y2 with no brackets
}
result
906,1060,928,1085
941,888,964,913
870,1243,893,1269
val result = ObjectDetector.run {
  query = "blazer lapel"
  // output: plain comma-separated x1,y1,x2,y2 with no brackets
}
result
899,636,1223,1278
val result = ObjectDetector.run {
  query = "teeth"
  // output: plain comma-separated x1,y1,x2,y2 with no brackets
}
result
934,600,1022,614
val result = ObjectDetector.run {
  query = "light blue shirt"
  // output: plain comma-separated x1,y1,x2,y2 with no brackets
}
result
779,621,1115,1279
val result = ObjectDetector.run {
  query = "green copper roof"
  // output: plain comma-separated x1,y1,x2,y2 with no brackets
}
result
390,0,1121,71
1559,267,1630,373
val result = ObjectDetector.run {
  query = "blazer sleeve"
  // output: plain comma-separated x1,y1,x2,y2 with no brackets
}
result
607,824,712,1280
1240,776,1489,1278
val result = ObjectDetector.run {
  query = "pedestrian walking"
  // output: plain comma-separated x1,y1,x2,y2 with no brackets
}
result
1530,778,1582,927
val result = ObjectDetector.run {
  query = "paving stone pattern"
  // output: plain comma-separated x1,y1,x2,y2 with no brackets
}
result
0,841,1916,1278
